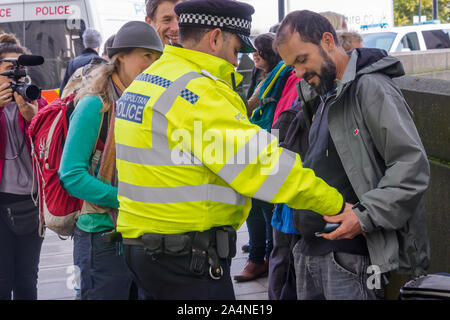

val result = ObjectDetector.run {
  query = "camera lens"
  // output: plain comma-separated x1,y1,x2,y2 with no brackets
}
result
15,83,41,101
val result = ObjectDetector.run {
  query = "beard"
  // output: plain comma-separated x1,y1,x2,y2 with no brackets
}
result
303,46,337,96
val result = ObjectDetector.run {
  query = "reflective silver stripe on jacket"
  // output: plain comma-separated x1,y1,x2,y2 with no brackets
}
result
252,148,297,202
116,72,202,166
217,129,276,184
116,144,200,166
119,182,246,205
118,72,246,205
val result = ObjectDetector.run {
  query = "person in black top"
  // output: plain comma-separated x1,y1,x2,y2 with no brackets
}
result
59,28,102,97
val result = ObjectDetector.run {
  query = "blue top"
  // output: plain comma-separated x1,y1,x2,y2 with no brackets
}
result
271,204,298,234
59,94,117,233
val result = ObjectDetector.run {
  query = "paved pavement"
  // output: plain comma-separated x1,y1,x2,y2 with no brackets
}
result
37,224,268,300
37,230,76,300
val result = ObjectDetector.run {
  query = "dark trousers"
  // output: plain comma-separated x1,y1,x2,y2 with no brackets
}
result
0,195,43,300
246,199,274,264
73,226,137,300
268,229,299,300
123,244,235,300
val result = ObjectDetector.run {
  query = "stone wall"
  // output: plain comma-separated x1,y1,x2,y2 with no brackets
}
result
394,75,450,276
392,48,450,81
385,75,449,299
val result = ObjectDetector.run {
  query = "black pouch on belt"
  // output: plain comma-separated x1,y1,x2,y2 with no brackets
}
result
189,231,209,275
216,226,237,259
101,230,123,243
164,234,191,256
141,233,164,255
0,198,39,236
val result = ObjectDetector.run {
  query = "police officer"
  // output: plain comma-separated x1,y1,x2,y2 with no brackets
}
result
115,0,351,300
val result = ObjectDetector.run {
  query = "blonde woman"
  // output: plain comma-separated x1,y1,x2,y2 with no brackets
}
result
320,11,348,32
338,31,364,51
58,21,163,300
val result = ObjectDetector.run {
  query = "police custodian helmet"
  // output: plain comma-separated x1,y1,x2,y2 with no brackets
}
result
174,0,256,53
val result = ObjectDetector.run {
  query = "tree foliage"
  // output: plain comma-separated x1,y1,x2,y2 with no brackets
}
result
394,0,449,26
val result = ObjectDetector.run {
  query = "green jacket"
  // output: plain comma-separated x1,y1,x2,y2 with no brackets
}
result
59,95,116,233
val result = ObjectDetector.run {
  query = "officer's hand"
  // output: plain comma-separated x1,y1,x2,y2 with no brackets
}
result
0,82,13,107
14,92,38,122
322,202,366,240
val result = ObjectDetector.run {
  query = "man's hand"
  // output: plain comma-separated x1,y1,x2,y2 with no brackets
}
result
14,92,38,122
321,202,366,240
0,82,13,107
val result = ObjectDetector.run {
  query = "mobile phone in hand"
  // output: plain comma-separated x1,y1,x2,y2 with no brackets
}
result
315,223,340,237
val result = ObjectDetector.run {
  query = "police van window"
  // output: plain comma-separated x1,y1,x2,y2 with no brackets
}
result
24,19,86,90
361,32,396,52
422,29,450,50
396,32,420,52
0,22,24,44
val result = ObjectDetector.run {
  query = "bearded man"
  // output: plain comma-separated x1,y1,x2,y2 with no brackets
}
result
275,10,430,300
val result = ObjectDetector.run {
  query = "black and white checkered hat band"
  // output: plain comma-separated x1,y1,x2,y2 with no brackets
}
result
179,13,251,36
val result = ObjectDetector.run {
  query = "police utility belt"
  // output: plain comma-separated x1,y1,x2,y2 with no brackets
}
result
122,226,237,280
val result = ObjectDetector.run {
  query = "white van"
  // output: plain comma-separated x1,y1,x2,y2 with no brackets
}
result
0,0,146,100
361,23,450,53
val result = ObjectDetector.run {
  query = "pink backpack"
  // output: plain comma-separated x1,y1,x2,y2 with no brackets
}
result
28,94,102,236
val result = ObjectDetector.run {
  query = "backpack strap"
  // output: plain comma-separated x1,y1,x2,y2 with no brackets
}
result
44,109,64,162
87,110,105,176
89,150,102,176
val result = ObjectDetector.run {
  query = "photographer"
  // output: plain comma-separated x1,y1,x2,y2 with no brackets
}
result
0,33,47,300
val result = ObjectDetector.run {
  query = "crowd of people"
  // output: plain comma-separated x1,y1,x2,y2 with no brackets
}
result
0,0,430,301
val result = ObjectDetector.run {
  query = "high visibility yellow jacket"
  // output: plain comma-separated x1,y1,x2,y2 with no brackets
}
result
114,45,344,238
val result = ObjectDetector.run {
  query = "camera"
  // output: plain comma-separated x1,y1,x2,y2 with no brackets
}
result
0,55,44,102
